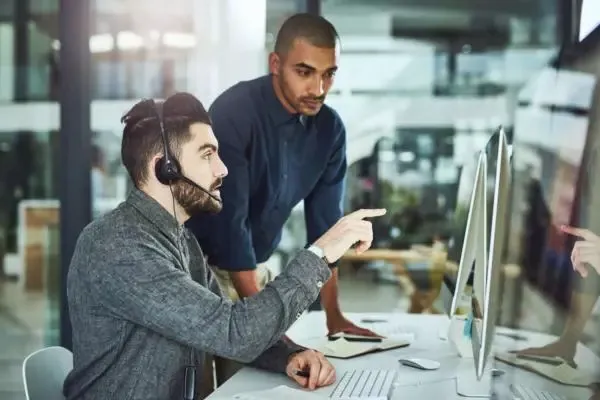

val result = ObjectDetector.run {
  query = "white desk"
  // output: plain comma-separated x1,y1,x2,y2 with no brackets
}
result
207,312,598,399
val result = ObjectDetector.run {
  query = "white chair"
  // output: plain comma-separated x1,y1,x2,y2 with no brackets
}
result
23,346,73,400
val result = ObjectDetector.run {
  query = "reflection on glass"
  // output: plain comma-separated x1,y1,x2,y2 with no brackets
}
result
509,65,597,310
503,24,600,399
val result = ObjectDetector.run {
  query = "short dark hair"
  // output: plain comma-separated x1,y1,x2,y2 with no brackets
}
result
274,13,339,55
121,92,211,187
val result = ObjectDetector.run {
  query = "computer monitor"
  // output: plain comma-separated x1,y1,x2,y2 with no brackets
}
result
579,0,600,42
442,151,488,319
442,126,510,320
471,128,512,380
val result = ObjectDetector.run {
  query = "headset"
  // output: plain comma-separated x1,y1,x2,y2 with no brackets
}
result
151,101,216,399
153,100,222,204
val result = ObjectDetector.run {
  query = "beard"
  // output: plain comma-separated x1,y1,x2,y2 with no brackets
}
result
172,177,222,216
277,70,325,116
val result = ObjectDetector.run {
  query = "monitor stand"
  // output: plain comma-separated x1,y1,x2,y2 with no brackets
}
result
455,367,494,398
448,315,474,359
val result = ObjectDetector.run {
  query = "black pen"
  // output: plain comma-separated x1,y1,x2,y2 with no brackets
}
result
345,336,383,343
295,369,310,378
328,334,383,343
360,318,388,323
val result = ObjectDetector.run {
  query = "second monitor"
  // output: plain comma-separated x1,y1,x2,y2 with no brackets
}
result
442,126,511,392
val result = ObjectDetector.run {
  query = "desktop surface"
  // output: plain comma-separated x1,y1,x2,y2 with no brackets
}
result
206,312,596,400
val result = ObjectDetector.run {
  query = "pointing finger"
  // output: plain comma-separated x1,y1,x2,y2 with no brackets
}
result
347,208,387,220
561,225,597,241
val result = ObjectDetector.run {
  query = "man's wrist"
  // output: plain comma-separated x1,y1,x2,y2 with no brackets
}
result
306,243,330,263
324,305,344,322
285,340,307,364
306,243,338,267
559,333,580,350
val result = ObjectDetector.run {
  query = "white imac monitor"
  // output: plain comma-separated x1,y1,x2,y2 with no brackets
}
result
470,127,512,380
439,145,489,363
580,0,600,42
444,151,488,319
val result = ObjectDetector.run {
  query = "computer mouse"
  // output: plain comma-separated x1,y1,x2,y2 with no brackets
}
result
399,358,441,370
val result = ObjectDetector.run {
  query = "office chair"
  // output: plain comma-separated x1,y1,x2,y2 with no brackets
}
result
22,346,72,400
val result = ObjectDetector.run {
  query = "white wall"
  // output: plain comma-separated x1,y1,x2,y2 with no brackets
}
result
186,0,266,105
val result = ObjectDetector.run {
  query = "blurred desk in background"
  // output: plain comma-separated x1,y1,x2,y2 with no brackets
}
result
339,247,457,314
340,246,522,317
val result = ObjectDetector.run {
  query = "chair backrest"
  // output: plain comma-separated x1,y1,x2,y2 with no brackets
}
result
23,346,73,400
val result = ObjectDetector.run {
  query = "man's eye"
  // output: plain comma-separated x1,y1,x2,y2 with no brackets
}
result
297,69,311,77
201,152,212,160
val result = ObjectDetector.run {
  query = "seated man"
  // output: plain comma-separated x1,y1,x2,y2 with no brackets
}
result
63,92,385,399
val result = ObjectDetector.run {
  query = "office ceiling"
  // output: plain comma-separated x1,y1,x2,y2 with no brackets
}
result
321,0,547,18
267,0,558,47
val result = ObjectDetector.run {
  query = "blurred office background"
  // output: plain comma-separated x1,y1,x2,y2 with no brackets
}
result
0,0,597,398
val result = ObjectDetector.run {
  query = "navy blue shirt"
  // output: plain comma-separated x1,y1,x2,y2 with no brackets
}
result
187,75,346,271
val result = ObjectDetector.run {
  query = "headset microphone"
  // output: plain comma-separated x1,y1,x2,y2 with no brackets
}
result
174,173,222,203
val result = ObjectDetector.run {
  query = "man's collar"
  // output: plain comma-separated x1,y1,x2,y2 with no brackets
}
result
127,188,181,240
263,75,300,126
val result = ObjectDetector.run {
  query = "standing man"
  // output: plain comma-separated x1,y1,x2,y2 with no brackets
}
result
188,12,376,337
186,13,378,384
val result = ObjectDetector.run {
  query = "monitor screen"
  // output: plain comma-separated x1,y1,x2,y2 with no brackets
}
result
580,0,600,42
443,128,507,309
507,24,600,314
442,152,478,308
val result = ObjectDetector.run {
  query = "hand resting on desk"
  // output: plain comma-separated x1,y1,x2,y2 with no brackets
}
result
496,351,595,386
285,349,336,390
326,318,382,338
512,340,577,369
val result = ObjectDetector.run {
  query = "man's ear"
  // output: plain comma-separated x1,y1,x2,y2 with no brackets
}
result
150,154,164,178
268,52,281,76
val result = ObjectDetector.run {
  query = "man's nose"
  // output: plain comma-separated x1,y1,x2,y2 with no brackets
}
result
214,156,228,178
308,77,324,97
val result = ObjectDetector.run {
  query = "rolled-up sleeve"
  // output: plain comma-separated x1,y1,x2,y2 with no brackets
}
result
187,99,257,271
304,115,347,248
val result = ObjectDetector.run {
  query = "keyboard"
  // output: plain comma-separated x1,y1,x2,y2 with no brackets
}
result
510,384,566,400
329,369,396,400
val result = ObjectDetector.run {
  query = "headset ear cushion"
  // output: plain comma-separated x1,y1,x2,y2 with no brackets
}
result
155,157,181,185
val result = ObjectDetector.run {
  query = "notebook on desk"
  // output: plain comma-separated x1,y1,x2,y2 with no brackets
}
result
315,334,411,359
495,351,596,387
